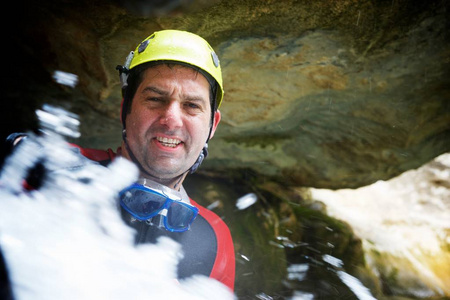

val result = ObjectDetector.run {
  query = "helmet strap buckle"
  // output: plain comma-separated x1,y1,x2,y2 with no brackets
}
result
116,51,135,89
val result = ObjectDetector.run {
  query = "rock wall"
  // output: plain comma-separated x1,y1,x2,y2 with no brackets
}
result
2,0,449,189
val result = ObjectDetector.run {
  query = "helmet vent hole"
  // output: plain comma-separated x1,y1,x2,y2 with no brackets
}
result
211,51,220,68
138,39,150,53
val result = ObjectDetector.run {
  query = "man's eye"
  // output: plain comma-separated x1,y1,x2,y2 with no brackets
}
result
185,102,201,109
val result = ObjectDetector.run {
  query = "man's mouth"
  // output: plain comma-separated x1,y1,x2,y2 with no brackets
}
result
156,136,182,148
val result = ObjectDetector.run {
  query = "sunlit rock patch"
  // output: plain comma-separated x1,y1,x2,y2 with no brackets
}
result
311,153,450,297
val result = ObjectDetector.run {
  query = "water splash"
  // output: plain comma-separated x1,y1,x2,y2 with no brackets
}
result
0,105,235,300
52,70,78,88
322,254,343,268
322,255,376,300
37,104,80,138
206,200,221,210
235,193,258,210
255,292,273,300
286,264,309,281
290,291,314,300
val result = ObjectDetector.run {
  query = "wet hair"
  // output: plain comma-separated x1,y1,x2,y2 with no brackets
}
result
122,61,218,128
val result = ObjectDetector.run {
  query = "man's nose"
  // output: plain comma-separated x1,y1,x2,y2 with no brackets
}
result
159,101,183,128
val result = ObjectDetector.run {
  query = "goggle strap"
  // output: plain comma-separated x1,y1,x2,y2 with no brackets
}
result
145,214,165,230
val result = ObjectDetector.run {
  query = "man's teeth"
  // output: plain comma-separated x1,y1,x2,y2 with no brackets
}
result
156,137,181,148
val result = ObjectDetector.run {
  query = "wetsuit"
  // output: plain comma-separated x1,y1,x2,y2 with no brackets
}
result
72,145,235,291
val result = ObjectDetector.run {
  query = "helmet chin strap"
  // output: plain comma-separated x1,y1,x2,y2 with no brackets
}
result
188,119,214,174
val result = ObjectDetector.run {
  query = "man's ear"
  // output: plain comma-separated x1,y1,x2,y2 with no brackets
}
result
208,110,221,140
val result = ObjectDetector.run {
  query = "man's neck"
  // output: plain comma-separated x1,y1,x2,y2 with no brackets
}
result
119,142,187,190
140,172,188,191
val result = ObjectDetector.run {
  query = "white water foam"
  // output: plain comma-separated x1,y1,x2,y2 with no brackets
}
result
0,106,235,300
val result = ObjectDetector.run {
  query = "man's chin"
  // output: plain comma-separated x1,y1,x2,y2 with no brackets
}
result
142,164,186,180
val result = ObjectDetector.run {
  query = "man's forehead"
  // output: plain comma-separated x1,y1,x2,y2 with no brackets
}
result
139,66,210,101
141,85,209,105
144,63,206,81
143,65,207,87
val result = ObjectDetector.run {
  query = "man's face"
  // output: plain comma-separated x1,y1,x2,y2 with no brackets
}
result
124,64,221,181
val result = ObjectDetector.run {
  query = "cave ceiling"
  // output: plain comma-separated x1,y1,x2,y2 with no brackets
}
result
2,0,449,188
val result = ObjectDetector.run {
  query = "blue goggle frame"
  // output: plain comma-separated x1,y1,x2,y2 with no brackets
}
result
119,183,199,232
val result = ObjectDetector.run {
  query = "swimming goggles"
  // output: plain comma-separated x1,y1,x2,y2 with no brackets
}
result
119,180,199,232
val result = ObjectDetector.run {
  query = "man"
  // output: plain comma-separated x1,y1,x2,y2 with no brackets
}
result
7,30,235,291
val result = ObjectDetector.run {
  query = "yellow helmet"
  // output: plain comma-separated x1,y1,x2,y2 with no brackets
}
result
118,29,224,109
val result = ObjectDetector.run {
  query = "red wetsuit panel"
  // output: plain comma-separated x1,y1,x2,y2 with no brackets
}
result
69,144,118,163
190,199,235,291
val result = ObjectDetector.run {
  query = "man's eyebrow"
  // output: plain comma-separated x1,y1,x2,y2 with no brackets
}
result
141,85,208,103
184,95,207,102
141,86,168,95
